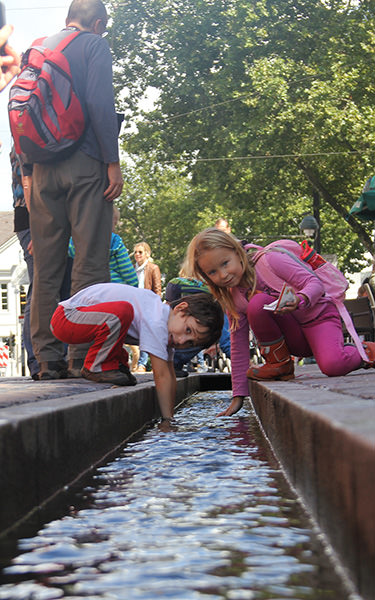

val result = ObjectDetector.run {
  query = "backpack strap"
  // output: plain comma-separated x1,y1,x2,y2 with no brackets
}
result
52,30,83,53
251,245,314,292
336,301,369,363
30,30,84,54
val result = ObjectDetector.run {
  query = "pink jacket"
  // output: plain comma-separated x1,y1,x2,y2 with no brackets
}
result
230,250,336,397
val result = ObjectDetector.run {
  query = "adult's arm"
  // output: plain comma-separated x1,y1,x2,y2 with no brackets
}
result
83,37,123,200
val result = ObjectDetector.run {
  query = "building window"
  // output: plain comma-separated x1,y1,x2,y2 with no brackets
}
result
20,285,27,315
1,284,8,310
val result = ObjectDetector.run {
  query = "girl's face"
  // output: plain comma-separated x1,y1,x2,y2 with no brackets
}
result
198,247,245,288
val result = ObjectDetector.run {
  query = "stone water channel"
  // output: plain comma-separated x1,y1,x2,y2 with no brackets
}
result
0,391,358,600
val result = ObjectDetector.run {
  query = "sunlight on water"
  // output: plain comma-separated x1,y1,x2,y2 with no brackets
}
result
0,392,351,599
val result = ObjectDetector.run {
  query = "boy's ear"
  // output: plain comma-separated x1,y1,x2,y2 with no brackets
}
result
173,301,189,313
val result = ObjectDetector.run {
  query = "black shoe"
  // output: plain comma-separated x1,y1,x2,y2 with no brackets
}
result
119,363,137,385
39,360,68,380
81,366,133,386
67,358,85,378
174,369,189,378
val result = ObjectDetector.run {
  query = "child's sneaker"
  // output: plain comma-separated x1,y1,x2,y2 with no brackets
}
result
119,363,137,385
81,367,133,386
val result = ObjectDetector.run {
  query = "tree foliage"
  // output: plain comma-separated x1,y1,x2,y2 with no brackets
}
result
110,0,375,278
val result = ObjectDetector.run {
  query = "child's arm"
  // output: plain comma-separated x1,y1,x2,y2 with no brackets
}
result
217,396,244,417
149,354,176,420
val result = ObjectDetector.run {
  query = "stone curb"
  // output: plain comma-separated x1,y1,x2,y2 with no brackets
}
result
249,365,375,600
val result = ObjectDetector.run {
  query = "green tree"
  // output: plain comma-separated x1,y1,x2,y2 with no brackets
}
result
117,156,216,283
111,0,375,271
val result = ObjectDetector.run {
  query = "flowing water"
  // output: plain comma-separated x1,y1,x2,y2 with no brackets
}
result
0,391,355,600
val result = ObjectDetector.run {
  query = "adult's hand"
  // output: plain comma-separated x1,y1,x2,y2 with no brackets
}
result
0,25,21,91
104,162,124,201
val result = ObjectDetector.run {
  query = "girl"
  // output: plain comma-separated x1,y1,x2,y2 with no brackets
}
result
186,228,375,416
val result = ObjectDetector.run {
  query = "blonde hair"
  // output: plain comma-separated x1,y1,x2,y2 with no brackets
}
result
134,241,151,257
185,228,257,328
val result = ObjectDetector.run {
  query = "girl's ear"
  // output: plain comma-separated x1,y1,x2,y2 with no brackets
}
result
173,301,189,313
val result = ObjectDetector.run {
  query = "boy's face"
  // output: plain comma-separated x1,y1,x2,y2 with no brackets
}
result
168,302,209,349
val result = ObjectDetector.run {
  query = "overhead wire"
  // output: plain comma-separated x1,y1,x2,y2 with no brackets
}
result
160,150,372,164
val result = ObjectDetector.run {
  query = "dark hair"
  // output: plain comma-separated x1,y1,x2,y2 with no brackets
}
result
67,0,107,29
170,293,224,347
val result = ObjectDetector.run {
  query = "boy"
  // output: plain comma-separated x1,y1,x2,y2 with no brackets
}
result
50,283,223,422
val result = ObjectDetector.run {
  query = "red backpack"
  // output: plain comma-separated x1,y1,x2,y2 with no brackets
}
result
8,31,87,164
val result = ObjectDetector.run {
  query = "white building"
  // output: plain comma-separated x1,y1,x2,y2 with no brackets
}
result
0,211,29,376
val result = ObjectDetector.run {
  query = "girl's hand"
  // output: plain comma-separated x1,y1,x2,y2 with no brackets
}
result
275,298,299,313
216,396,244,417
276,293,307,314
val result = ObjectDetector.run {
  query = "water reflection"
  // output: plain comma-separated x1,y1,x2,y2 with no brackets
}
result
0,392,351,599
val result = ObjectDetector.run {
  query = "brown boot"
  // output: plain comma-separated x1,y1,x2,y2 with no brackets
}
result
81,367,132,386
362,342,375,368
247,338,294,381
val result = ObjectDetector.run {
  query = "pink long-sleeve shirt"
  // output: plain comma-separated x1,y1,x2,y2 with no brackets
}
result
229,250,335,397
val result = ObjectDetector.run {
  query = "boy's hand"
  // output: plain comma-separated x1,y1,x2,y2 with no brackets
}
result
216,396,244,417
150,354,176,421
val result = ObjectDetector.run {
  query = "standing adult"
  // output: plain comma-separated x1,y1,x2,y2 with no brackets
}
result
10,147,39,380
134,242,162,296
29,0,123,380
133,241,162,372
10,148,74,380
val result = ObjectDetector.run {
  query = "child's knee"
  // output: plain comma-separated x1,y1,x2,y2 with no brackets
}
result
247,293,270,316
318,354,348,377
319,359,340,377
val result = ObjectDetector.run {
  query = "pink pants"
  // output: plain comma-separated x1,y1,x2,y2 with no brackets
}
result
51,302,134,372
247,292,362,376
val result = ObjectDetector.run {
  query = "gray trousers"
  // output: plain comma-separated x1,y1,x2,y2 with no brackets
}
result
30,150,112,362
